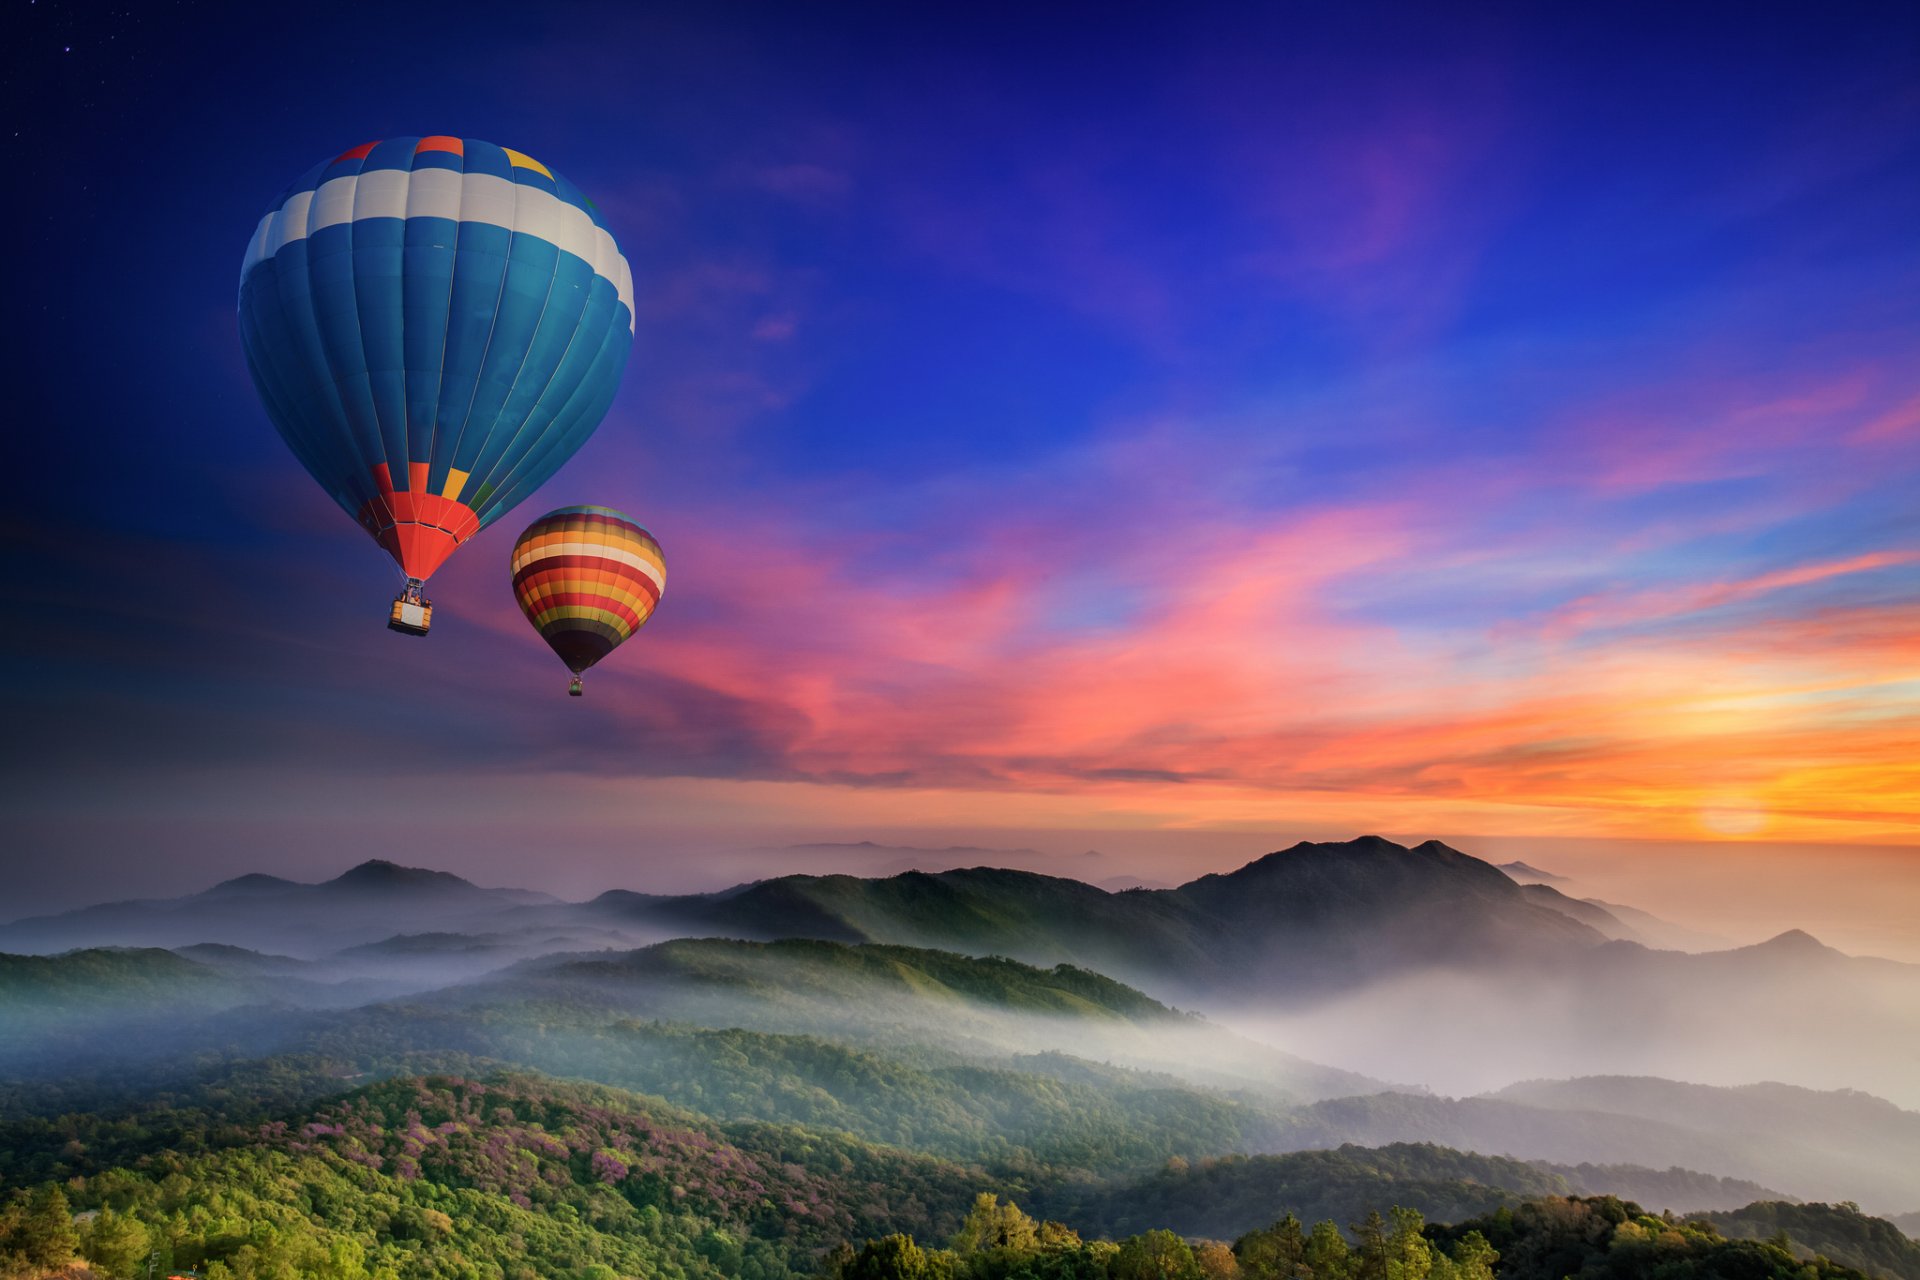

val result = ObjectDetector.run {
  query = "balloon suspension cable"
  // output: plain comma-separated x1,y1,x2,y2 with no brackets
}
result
569,675,584,697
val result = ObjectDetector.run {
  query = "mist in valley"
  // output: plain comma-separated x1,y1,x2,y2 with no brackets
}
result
1219,950,1920,1109
6,840,1920,1229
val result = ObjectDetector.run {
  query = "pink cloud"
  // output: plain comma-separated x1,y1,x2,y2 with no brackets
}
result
1851,391,1920,445
1566,369,1880,495
1542,549,1920,640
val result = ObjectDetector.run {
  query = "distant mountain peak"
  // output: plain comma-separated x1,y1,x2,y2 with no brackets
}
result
1245,834,1405,864
325,860,477,891
1227,835,1469,877
204,872,300,895
1749,928,1834,955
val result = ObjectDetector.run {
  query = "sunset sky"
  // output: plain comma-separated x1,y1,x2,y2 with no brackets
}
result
5,3,1918,936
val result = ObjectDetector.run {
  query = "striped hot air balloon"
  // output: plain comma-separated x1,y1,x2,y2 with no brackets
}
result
510,507,664,695
237,137,635,635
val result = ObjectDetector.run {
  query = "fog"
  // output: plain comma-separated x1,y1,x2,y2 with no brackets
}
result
1218,954,1920,1109
8,839,1920,1220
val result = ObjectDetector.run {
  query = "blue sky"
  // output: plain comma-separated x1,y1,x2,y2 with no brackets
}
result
4,0,1918,925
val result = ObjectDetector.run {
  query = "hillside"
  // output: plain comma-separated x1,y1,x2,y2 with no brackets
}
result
11,844,1913,1117
0,1070,989,1280
1517,885,1645,942
0,861,567,959
5,839,1617,1001
1037,1143,1790,1240
1036,1144,1574,1238
6,929,1918,1216
471,938,1390,1102
0,948,245,1021
1426,1196,1877,1280
1488,1077,1920,1213
3,1064,1886,1280
1270,1086,1920,1215
0,947,380,1066
521,937,1181,1023
1705,1202,1920,1280
558,837,1613,1004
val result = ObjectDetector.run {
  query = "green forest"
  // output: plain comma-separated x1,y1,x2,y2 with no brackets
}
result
0,1066,1912,1280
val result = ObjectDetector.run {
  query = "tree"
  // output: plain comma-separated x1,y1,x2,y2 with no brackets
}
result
17,1185,78,1268
1306,1221,1351,1280
1037,1223,1084,1252
953,1196,1041,1258
1386,1209,1431,1280
1445,1232,1496,1280
1235,1216,1308,1280
1352,1212,1396,1280
848,1235,941,1280
1114,1231,1202,1280
1195,1241,1240,1280
79,1206,150,1279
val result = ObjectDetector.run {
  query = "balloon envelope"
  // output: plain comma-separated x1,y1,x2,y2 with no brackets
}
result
238,137,635,583
511,506,664,677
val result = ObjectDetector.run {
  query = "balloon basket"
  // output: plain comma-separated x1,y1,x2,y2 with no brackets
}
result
568,676,584,697
388,586,433,636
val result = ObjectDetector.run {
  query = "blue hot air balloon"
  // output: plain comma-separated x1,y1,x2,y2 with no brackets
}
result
237,136,635,634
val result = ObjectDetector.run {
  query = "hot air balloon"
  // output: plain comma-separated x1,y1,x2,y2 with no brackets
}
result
237,137,635,635
510,506,664,695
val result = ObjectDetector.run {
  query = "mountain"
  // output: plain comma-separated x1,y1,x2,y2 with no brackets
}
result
6,931,1917,1218
586,836,1610,1002
1704,1202,1920,1280
1531,1162,1787,1213
0,946,396,1071
1038,1143,1576,1239
623,840,1169,894
10,840,1916,1111
1427,1196,1874,1280
0,1070,993,1280
6,840,1882,1013
1487,1077,1920,1214
1036,1143,1784,1240
172,942,319,977
568,840,1918,1108
464,937,1391,1103
1517,884,1644,941
0,1063,1877,1280
0,948,250,1027
0,861,568,959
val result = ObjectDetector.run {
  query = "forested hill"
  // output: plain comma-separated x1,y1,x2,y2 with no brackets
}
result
1036,1146,1789,1240
0,1070,991,1280
0,838,1614,998
597,836,1608,998
505,937,1184,1023
5,940,1918,1213
462,937,1391,1102
0,861,557,957
0,948,244,1021
1,1069,1907,1280
1484,1078,1920,1214
1702,1203,1920,1280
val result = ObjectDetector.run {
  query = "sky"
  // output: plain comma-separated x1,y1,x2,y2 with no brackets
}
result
3,2,1918,945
